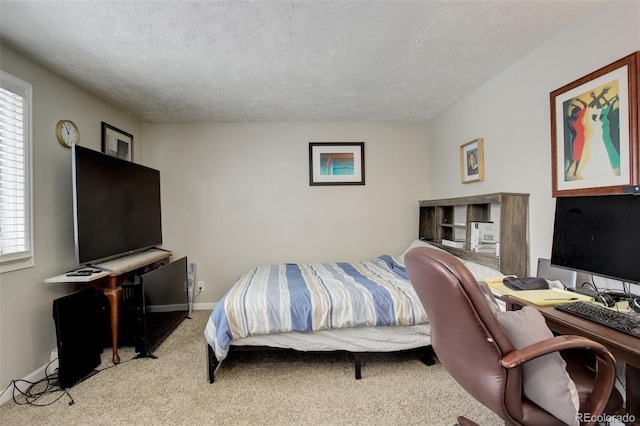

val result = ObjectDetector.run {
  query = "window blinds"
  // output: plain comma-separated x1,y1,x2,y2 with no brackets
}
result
0,86,28,255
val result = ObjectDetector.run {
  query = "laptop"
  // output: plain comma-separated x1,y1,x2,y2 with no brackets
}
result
536,258,577,288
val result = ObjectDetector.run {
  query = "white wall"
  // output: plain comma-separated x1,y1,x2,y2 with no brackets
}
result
1,0,638,404
0,44,143,393
427,0,640,282
143,122,429,302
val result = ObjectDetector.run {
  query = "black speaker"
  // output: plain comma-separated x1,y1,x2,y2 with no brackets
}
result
621,185,640,195
52,288,102,388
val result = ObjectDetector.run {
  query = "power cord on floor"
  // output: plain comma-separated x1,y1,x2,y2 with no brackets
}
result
3,358,74,407
2,351,142,408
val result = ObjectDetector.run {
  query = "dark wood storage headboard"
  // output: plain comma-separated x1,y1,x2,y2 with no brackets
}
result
418,192,529,277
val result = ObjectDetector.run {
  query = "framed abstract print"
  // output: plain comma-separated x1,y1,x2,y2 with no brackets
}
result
550,51,639,196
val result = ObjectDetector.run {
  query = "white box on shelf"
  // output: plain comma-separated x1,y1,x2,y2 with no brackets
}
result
470,221,496,252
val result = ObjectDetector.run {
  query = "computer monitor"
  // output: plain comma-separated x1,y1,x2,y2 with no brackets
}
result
551,195,640,284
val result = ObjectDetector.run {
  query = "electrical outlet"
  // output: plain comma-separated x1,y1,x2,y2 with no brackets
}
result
198,280,205,292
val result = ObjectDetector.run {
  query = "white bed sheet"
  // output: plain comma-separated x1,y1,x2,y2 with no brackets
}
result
227,323,431,353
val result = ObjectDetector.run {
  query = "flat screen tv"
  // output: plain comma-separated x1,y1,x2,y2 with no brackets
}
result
551,194,640,284
72,145,162,266
52,287,101,388
136,256,189,356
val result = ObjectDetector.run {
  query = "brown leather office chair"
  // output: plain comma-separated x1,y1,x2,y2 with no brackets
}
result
404,246,623,426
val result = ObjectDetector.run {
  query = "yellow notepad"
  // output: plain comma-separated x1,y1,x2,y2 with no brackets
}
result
484,276,515,286
486,279,517,296
505,288,594,306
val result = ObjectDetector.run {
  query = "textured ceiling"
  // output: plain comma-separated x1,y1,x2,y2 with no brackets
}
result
0,1,599,123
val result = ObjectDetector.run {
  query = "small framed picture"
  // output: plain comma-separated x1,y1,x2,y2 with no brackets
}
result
101,122,134,161
309,142,365,186
460,138,484,184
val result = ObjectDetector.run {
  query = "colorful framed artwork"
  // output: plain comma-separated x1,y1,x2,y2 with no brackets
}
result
101,122,134,162
550,51,639,197
309,142,365,186
460,138,484,184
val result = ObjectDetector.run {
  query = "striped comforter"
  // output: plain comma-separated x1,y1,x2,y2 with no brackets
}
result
204,255,428,362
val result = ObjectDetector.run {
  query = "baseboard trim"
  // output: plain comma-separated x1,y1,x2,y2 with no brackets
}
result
193,302,216,311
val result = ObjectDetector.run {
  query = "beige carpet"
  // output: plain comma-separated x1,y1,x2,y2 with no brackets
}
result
0,311,502,425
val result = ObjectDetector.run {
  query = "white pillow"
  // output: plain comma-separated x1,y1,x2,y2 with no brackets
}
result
397,240,445,265
397,239,502,281
461,259,502,282
496,306,580,425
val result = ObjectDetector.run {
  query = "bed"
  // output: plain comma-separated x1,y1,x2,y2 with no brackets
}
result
204,240,502,382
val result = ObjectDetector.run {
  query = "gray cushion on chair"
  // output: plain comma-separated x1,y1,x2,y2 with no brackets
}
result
496,306,580,426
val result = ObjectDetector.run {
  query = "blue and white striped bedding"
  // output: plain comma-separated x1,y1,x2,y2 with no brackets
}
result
204,255,428,362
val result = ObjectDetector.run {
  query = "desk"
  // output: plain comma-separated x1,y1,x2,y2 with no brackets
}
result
503,295,640,424
46,249,171,364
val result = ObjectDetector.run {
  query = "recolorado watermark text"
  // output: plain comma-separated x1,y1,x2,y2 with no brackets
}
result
576,413,636,424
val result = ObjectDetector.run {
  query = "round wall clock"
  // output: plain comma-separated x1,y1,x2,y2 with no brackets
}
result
55,119,80,147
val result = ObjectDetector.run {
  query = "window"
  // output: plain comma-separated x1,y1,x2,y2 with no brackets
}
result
0,71,33,272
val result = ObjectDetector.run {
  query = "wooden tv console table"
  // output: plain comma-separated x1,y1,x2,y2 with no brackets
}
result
45,249,172,364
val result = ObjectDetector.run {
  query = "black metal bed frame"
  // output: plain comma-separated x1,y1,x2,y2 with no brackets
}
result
207,344,435,383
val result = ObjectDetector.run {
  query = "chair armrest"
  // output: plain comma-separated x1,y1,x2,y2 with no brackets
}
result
501,335,616,424
501,335,612,368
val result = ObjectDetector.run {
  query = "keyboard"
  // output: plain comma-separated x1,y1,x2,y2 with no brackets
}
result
554,301,640,339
